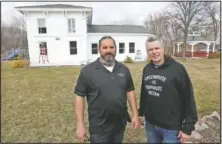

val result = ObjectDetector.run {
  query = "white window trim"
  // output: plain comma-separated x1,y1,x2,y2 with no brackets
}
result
37,18,47,34
68,18,76,33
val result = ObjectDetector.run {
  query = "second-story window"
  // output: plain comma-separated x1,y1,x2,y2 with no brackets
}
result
68,19,75,33
37,19,47,34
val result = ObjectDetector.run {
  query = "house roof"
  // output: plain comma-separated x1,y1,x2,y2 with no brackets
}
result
177,36,214,42
187,36,214,41
87,25,149,34
15,4,91,9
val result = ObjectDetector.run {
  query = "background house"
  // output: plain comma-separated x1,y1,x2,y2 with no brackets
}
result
173,31,216,58
15,4,150,67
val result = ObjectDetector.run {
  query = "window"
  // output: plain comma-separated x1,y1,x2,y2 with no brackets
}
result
39,42,47,55
129,42,135,53
70,41,77,55
91,43,98,54
119,43,125,54
37,19,47,34
68,19,75,33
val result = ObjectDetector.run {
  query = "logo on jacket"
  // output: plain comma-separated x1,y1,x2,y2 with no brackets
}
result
144,75,167,97
117,73,124,77
151,80,157,85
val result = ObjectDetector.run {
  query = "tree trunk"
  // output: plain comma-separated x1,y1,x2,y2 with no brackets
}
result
182,26,188,60
214,30,217,41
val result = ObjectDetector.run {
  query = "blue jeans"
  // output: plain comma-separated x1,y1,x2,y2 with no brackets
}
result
145,120,180,143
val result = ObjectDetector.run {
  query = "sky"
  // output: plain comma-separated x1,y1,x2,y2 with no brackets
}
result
1,2,170,25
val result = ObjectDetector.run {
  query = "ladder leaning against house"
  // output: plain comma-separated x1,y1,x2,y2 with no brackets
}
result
39,42,49,64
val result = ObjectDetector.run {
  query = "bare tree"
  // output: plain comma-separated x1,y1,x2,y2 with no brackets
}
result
144,12,168,38
143,11,183,54
168,2,206,59
10,16,27,48
203,2,220,41
1,23,13,55
164,15,184,54
143,12,171,53
1,16,28,56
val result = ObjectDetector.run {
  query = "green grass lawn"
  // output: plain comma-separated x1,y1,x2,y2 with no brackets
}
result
1,58,220,143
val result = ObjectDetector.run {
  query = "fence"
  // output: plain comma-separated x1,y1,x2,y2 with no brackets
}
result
174,51,215,58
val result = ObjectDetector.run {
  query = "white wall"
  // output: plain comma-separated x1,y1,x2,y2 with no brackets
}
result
33,36,88,65
26,11,87,36
24,11,88,66
23,10,150,66
87,34,149,62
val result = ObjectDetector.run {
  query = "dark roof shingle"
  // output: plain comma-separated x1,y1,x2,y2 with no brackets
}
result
87,25,149,34
15,4,91,9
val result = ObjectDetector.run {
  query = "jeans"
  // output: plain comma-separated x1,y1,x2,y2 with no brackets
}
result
145,120,180,143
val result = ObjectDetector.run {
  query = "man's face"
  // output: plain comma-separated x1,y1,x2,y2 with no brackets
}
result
146,41,164,63
99,39,116,63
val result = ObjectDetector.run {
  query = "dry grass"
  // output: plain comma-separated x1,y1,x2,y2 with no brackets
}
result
1,58,220,143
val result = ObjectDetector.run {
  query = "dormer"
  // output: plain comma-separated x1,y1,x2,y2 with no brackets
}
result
15,4,93,25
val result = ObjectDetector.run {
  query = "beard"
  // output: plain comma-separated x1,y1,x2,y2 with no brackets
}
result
100,52,116,66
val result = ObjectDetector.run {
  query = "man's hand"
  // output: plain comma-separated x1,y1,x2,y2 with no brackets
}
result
131,115,141,128
178,131,190,143
139,116,145,125
76,124,87,143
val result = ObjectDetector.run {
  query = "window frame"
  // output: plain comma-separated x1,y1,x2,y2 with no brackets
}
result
91,43,98,54
68,18,76,33
129,42,135,53
69,41,77,55
37,19,47,34
119,42,125,54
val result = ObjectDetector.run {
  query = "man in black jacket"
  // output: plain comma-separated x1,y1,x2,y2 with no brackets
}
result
138,35,198,143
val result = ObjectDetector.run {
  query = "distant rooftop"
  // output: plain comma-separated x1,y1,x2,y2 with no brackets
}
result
87,25,149,34
15,4,91,9
187,36,214,41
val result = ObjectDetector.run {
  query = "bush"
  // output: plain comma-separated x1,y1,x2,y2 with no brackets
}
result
208,52,220,59
124,56,134,63
12,60,29,68
14,55,21,60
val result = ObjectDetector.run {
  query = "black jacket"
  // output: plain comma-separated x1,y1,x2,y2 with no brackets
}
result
138,55,198,135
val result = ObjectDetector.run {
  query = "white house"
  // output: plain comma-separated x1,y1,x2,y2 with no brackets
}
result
15,4,150,66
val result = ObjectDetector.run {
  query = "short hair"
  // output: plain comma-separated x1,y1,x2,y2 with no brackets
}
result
146,35,163,48
98,36,117,48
